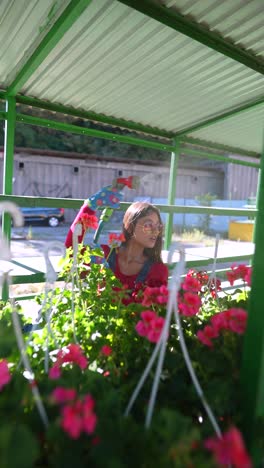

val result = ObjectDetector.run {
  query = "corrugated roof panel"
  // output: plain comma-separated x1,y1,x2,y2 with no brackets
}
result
164,0,264,58
20,0,264,136
188,104,264,154
0,0,71,86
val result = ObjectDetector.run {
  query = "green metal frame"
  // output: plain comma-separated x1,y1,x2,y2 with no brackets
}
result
117,0,264,75
15,113,174,152
241,141,264,458
6,0,93,96
164,139,180,249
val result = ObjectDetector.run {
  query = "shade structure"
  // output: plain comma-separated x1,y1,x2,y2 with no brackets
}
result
0,0,264,463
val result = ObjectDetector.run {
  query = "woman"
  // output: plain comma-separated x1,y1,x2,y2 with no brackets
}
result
65,187,168,293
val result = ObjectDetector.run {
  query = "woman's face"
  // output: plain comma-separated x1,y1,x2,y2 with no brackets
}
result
132,211,162,248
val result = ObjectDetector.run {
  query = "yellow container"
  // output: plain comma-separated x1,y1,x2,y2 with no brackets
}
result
228,220,254,242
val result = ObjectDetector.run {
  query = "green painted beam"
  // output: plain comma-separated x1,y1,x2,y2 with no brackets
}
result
16,113,174,152
177,97,264,137
241,135,264,463
181,137,260,159
16,94,174,140
7,0,93,96
2,96,16,301
164,139,180,249
118,0,264,75
0,195,257,217
183,147,261,169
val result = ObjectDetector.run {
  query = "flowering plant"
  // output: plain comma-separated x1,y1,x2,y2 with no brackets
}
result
0,250,263,467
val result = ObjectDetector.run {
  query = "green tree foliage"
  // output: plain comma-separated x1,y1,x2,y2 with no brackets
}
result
0,107,170,162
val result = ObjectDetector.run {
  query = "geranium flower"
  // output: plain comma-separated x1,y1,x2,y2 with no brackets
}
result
227,264,252,286
197,308,248,347
101,345,112,356
0,359,11,391
78,213,98,230
49,344,88,379
178,292,201,317
142,285,168,306
51,387,77,404
205,426,252,467
82,394,97,435
197,326,218,347
60,394,97,439
108,232,125,248
61,400,84,439
182,275,202,293
147,316,165,343
135,311,165,343
135,310,157,337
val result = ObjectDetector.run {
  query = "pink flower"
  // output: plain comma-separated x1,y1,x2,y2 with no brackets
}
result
205,426,252,468
227,264,252,286
244,268,252,286
147,316,165,343
63,344,88,369
197,326,218,347
51,387,77,404
61,400,84,439
49,344,88,379
182,276,202,293
228,308,248,334
0,360,11,391
135,311,165,343
82,395,97,435
197,308,248,347
211,312,229,333
178,292,201,316
60,394,97,439
142,286,168,306
101,345,112,356
135,310,157,337
49,364,61,380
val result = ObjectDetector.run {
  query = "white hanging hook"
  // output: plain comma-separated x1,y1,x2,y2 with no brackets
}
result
43,241,66,283
0,201,24,261
72,223,82,268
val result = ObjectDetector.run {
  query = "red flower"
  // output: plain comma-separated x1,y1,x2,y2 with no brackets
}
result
0,360,11,391
178,292,201,317
79,213,98,230
227,264,252,286
135,310,165,343
101,345,112,356
205,426,252,468
51,387,77,404
108,232,125,247
197,308,248,347
60,394,97,439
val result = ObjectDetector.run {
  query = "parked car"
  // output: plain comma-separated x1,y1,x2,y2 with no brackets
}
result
20,207,65,227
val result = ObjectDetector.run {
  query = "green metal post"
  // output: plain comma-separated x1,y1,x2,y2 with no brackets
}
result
164,139,180,249
252,169,261,243
241,133,264,463
2,96,16,300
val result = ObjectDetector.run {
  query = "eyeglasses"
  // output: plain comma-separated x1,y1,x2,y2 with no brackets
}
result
139,221,163,234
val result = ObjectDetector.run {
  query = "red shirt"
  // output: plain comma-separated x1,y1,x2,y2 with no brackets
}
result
101,244,168,290
65,204,168,291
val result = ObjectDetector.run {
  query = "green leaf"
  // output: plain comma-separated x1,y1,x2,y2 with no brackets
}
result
0,423,39,468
